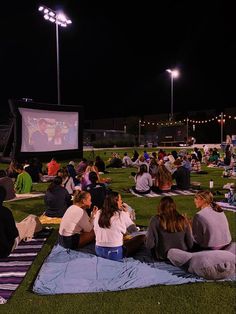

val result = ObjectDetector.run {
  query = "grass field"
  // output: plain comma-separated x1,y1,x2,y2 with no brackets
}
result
0,148,235,314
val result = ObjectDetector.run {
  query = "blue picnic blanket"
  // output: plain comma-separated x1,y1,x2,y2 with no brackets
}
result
33,244,208,295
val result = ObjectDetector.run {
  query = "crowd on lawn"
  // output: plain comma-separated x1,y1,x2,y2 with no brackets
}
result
0,141,236,280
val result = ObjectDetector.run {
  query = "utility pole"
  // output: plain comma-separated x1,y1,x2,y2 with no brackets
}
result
220,112,224,144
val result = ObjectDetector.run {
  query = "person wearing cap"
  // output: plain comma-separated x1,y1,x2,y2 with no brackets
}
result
172,158,190,190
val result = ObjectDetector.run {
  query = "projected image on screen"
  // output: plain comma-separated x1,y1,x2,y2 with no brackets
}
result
19,108,78,152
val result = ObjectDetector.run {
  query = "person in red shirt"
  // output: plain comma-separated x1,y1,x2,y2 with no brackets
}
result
47,158,60,176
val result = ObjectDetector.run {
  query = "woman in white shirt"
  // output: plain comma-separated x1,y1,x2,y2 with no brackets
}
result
132,164,153,194
58,191,97,250
94,191,141,261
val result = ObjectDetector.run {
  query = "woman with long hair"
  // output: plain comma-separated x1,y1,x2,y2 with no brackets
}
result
192,190,232,250
58,191,97,249
154,164,173,191
94,191,143,261
149,157,159,178
145,196,193,260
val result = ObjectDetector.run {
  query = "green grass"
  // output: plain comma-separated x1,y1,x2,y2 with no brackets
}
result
0,148,236,313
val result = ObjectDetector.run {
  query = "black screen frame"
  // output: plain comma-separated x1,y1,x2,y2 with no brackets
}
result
8,99,84,161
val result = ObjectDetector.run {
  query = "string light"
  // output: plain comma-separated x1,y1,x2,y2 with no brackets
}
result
139,113,236,126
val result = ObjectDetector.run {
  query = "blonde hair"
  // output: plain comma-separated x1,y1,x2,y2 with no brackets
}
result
156,164,172,186
194,190,223,212
73,190,90,205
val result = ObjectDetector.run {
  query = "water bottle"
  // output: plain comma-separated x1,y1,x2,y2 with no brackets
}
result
209,179,214,189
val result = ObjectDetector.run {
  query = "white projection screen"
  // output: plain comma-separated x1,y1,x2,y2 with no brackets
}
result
6,99,83,161
19,108,79,152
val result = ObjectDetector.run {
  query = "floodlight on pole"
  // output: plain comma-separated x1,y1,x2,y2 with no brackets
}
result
166,68,179,121
38,5,72,105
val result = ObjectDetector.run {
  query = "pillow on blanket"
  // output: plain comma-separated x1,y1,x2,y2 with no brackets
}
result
167,249,235,280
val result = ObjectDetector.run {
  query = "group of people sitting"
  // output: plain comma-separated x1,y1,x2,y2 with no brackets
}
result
0,164,33,199
43,169,109,218
130,154,191,194
0,147,235,282
1,178,234,270
0,155,110,201
47,188,235,265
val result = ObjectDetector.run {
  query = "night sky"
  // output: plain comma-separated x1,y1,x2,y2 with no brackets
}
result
1,1,236,121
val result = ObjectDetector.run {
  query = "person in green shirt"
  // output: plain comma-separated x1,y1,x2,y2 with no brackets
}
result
14,164,32,194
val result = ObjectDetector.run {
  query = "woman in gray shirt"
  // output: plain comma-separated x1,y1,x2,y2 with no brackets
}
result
192,190,232,250
145,196,193,260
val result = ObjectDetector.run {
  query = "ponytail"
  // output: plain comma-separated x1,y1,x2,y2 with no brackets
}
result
211,201,223,213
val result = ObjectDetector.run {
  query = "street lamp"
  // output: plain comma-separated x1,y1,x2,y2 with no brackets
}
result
138,119,141,146
166,68,179,121
218,112,225,144
38,5,72,105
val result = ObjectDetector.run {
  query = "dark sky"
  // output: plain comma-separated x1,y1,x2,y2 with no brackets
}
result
1,0,236,121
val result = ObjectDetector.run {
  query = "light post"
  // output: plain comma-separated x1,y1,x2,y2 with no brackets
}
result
186,117,189,145
166,68,179,121
38,5,72,105
218,112,225,144
138,119,141,146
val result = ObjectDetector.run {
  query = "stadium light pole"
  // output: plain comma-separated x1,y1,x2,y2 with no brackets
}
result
166,69,179,121
38,5,72,105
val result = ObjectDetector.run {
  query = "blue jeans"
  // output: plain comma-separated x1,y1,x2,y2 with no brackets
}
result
95,245,123,261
